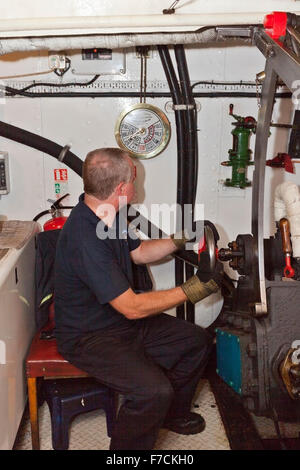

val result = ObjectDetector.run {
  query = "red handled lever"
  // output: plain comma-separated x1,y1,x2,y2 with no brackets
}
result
279,218,295,278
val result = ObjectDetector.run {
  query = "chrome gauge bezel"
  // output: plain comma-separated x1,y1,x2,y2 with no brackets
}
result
115,103,171,159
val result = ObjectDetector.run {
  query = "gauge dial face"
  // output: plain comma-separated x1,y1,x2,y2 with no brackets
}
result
115,103,171,159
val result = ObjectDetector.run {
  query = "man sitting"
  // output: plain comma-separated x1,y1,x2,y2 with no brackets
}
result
54,147,223,450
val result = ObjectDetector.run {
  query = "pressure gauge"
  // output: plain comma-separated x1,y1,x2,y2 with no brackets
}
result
115,103,171,159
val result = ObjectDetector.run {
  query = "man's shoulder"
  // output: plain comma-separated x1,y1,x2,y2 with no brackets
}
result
64,200,96,231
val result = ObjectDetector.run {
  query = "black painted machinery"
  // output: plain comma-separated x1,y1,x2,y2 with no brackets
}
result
210,13,300,423
215,227,300,422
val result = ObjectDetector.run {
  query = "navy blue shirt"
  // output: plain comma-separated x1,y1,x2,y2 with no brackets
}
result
54,194,141,353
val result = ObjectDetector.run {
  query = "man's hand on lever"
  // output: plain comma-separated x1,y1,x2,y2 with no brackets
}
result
119,227,223,320
170,229,193,250
180,261,223,304
171,227,223,304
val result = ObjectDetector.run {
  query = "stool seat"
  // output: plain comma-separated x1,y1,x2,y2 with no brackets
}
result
25,323,117,450
43,378,116,450
26,329,89,378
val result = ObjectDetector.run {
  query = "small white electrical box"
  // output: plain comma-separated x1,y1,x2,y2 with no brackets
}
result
68,48,126,76
0,152,9,195
48,52,66,71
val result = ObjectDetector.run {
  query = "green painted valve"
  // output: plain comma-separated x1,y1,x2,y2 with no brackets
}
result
222,104,256,189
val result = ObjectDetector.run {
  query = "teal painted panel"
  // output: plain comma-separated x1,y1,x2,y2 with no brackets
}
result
216,329,242,395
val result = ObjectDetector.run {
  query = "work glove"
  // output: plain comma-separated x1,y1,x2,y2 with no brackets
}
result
197,260,224,285
170,229,193,250
181,261,223,304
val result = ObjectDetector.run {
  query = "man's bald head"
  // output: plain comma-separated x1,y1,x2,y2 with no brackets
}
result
83,148,132,200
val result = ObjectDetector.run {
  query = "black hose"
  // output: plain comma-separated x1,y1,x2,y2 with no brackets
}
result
33,209,51,222
174,45,196,324
0,120,83,176
158,45,186,321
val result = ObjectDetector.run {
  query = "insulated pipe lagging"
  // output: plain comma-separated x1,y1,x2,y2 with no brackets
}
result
0,120,83,177
0,29,221,55
274,182,300,257
0,14,266,35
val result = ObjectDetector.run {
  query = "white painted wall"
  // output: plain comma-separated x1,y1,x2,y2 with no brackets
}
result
0,40,297,326
0,0,298,18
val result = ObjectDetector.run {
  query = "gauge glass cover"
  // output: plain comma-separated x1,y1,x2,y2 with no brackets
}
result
115,104,171,158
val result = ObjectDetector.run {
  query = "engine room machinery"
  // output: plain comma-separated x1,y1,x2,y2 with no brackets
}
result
221,104,256,189
201,13,300,423
215,222,300,421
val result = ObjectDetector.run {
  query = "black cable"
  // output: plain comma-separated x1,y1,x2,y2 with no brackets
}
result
191,80,257,91
3,88,292,99
175,44,196,324
190,80,287,91
5,74,100,96
6,78,262,96
174,45,197,207
158,44,186,321
157,46,186,213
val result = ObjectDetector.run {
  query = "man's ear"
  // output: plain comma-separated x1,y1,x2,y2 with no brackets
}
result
115,182,125,195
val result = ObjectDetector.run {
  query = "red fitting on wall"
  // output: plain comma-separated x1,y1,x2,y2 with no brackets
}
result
264,11,288,40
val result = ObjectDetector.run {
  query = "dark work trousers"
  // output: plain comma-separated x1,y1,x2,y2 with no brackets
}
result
60,313,213,450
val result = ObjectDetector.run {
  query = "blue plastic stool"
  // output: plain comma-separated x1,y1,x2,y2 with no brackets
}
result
42,377,117,450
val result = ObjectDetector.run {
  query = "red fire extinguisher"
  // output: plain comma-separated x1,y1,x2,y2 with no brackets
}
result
33,194,73,230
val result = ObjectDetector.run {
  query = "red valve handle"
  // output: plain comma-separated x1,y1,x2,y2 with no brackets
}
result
284,254,295,278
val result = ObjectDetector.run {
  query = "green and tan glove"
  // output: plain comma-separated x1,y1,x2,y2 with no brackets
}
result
181,262,223,304
170,229,192,250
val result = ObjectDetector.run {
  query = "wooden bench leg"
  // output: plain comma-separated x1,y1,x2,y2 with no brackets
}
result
27,377,40,450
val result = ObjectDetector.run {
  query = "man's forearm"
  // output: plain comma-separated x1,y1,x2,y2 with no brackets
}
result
133,238,178,264
129,287,187,319
111,286,187,320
